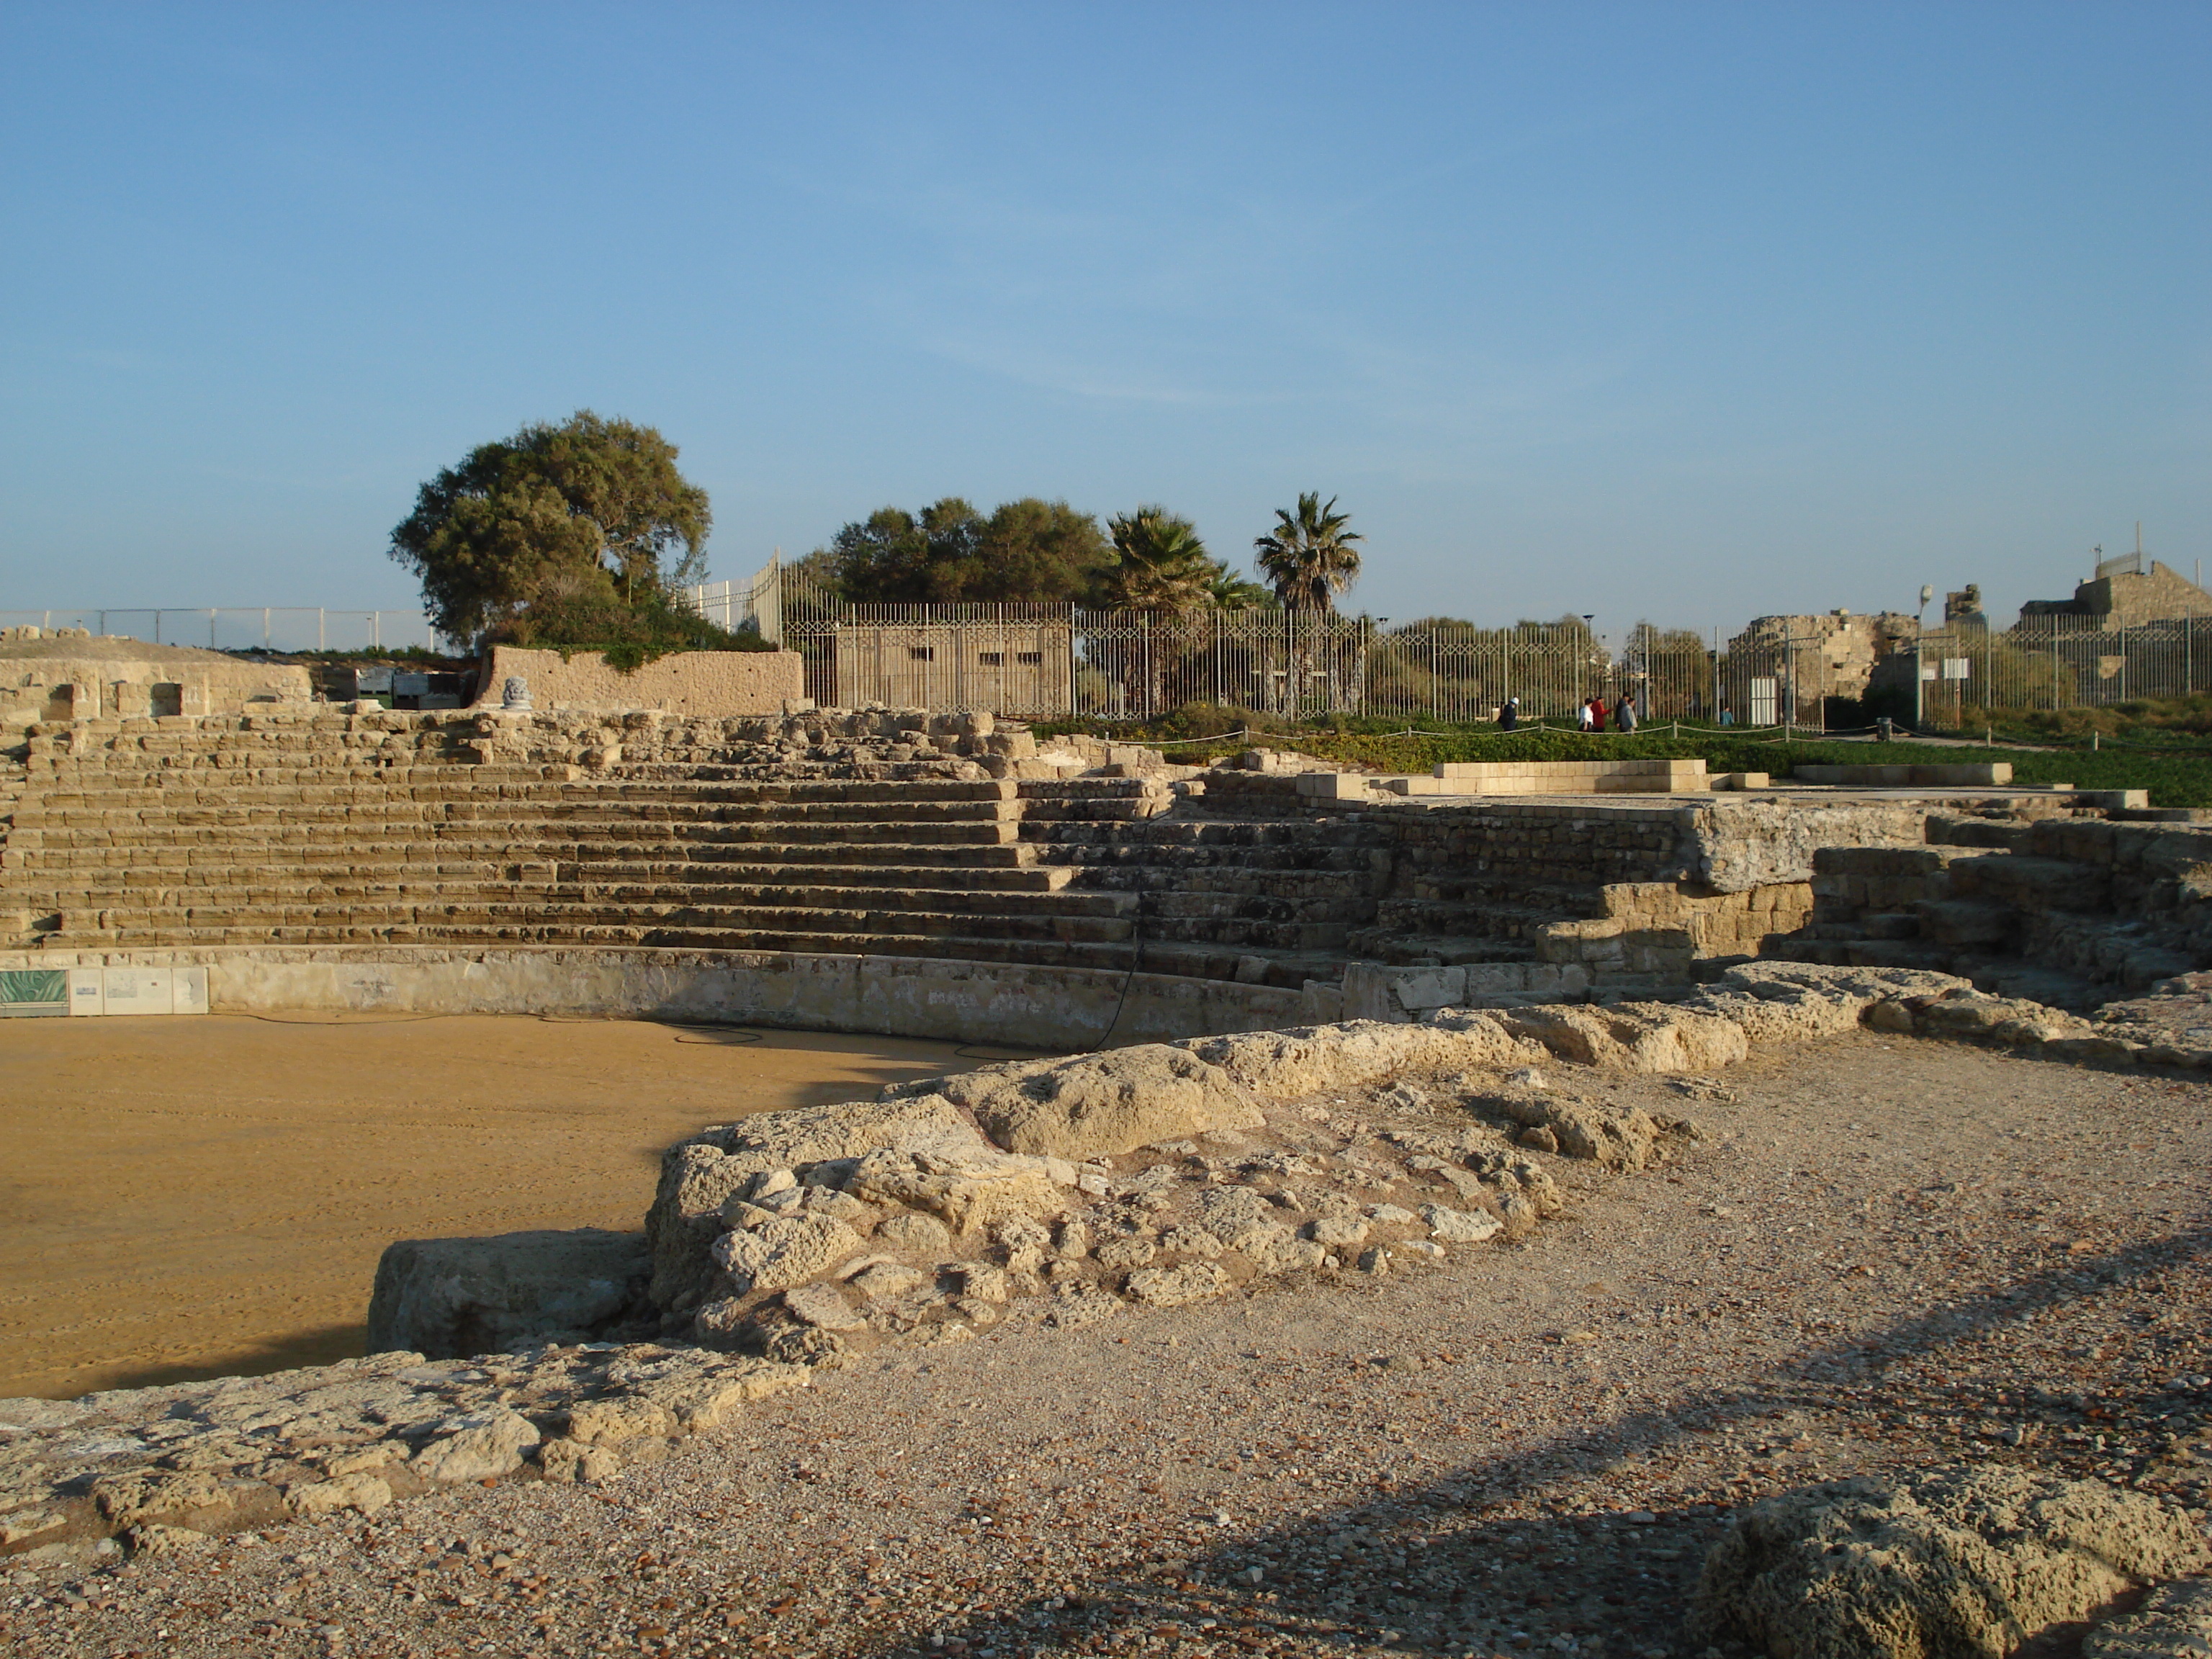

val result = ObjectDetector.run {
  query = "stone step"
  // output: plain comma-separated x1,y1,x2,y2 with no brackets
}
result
536,858,1072,893
14,876,1126,920
1026,819,1382,849
1059,866,1382,899
1129,940,1347,991
8,837,1046,873
1136,916,1354,953
30,922,1138,971
18,855,1077,894
549,883,1130,918
1948,854,2112,911
1346,934,1541,968
7,814,1025,850
27,770,1007,792
8,793,1024,829
1360,898,1583,940
547,837,1040,867
1136,890,1376,924
53,900,1137,945
26,764,538,788
1033,842,1388,874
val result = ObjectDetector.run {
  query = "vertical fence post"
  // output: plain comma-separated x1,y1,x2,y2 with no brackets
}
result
1066,603,1078,721
318,609,325,651
373,611,381,650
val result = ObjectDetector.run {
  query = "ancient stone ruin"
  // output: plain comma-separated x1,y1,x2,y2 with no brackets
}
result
3,700,2208,1656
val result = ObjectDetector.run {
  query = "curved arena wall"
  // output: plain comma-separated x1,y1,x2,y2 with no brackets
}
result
0,944,1307,1049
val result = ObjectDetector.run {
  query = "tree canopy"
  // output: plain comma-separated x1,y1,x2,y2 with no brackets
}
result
817,498,1115,605
1254,493,1363,613
390,411,712,644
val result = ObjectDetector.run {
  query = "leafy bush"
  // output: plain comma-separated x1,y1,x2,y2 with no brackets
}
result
493,581,774,671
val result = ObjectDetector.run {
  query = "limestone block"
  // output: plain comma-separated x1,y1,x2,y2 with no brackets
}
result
846,1148,1070,1237
410,1407,540,1484
1182,1016,1542,1097
1125,1261,1233,1308
1294,771,1371,801
912,1044,1264,1159
1689,1467,2205,1658
644,1097,992,1310
366,1229,651,1359
709,1213,864,1293
285,1473,392,1518
1420,1205,1503,1244
1498,1002,1748,1074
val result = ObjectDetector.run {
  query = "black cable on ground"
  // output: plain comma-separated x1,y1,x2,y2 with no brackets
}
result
240,1012,452,1025
1097,799,1164,1050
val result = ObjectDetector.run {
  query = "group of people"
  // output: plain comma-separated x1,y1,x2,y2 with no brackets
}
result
1494,694,1639,732
1578,694,1638,732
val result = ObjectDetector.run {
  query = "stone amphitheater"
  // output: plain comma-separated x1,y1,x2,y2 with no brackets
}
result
4,697,2211,1659
6,700,2201,1030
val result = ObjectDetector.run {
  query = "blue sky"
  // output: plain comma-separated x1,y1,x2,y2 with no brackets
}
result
2,2,2206,634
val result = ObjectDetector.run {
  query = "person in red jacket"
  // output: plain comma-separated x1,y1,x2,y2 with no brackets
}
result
1588,696,1607,732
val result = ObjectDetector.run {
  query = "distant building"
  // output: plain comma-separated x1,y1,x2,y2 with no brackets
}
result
2018,555,2212,626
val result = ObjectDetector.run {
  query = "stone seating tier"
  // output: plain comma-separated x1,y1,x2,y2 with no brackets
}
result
1,747,1384,987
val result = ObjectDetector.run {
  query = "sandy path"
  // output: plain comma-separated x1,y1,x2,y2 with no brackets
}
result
6,1032,2208,1658
0,1013,1018,1399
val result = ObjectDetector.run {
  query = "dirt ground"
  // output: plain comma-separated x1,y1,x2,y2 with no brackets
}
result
5,1030,2208,1659
0,1013,1027,1400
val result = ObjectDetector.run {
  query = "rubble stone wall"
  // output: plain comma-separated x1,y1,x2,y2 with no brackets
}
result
1787,813,2212,999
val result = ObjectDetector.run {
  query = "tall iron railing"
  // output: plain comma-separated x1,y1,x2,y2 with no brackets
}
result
0,607,441,652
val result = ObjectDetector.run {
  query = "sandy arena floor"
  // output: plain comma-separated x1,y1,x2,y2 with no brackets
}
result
0,1013,1025,1401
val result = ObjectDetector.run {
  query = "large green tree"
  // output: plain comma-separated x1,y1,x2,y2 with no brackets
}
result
819,497,1112,604
1253,492,1364,613
390,410,712,643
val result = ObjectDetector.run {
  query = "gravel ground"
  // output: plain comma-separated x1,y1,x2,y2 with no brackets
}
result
5,1029,2208,1659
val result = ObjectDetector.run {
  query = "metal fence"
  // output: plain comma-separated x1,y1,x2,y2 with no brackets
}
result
778,608,1745,724
1917,616,2212,719
25,578,2212,729
0,607,442,652
681,554,786,644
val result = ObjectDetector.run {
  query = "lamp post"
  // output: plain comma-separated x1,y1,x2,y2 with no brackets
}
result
1914,584,1933,730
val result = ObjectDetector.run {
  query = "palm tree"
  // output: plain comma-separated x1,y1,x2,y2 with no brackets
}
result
1204,562,1276,610
1254,493,1364,713
1252,492,1363,613
1106,506,1215,611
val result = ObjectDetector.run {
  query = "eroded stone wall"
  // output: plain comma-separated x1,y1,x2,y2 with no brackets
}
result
475,647,804,717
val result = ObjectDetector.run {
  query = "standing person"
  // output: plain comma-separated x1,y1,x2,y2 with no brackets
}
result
1719,702,1735,727
1498,696,1519,732
1577,698,1594,732
1589,696,1607,732
1615,693,1637,733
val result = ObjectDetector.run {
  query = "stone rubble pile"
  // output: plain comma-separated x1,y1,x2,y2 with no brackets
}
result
641,1024,1612,1367
0,1345,806,1567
